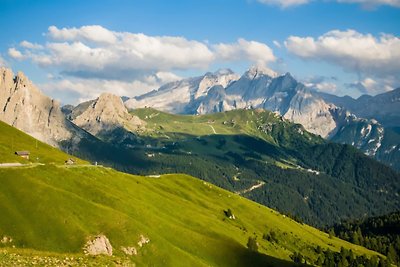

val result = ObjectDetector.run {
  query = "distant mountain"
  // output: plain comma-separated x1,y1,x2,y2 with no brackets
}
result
125,67,347,138
125,67,400,170
125,69,239,114
317,88,400,128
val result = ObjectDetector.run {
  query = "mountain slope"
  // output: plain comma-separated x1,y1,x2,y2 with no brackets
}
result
72,92,145,138
125,69,239,114
318,88,400,128
330,211,400,265
105,108,400,227
125,68,400,170
0,120,84,164
126,68,339,139
0,118,383,266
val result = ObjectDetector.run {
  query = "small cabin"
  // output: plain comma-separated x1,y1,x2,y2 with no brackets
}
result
15,151,30,160
65,158,76,165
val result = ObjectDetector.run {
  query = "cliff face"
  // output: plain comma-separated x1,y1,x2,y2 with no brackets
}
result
0,67,72,146
73,93,145,137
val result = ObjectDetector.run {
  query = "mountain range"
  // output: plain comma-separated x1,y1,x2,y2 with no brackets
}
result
125,66,400,171
1,67,399,228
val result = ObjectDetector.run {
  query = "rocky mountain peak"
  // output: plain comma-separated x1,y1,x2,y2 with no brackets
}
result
73,92,145,136
0,68,72,146
196,69,239,98
245,66,277,80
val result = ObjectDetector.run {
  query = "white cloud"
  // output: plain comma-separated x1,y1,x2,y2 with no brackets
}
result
315,82,338,93
257,0,310,8
8,48,24,60
304,76,341,94
285,30,400,86
41,71,181,104
9,25,276,103
13,25,275,77
48,25,118,44
13,26,216,76
347,77,394,95
20,41,43,49
214,38,276,67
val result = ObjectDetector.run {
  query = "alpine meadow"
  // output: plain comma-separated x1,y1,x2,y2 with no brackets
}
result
0,0,399,266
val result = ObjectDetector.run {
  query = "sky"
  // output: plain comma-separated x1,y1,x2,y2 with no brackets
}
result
0,0,399,104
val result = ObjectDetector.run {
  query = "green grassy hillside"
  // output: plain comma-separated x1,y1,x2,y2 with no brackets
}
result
0,165,383,266
94,108,398,227
0,121,84,165
0,115,384,266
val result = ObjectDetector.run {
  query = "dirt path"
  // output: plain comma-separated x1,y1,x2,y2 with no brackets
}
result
237,181,265,195
208,125,217,134
0,163,44,168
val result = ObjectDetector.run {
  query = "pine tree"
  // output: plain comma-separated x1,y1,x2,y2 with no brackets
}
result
387,244,397,264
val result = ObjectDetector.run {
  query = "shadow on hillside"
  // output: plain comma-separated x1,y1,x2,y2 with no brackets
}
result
60,125,400,228
215,237,308,267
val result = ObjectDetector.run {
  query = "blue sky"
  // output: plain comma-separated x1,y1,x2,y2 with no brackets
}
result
1,0,399,104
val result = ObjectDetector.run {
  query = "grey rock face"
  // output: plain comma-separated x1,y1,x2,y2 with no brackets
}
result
0,67,73,146
124,69,239,114
73,92,145,137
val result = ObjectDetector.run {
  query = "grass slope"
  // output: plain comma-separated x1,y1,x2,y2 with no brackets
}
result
0,166,381,266
0,121,84,165
118,108,400,226
0,116,382,266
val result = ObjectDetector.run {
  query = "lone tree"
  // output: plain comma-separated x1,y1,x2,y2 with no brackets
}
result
247,236,259,252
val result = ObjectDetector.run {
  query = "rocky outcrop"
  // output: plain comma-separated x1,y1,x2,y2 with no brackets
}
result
318,88,400,128
73,93,145,137
83,235,113,256
0,67,73,146
121,246,137,256
137,235,150,247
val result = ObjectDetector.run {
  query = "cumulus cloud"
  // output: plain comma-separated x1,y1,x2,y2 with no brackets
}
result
41,71,181,104
304,76,341,94
8,48,25,60
48,25,118,44
346,77,394,95
12,25,275,79
20,41,43,50
257,0,310,8
285,30,400,93
9,25,276,102
214,38,276,66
